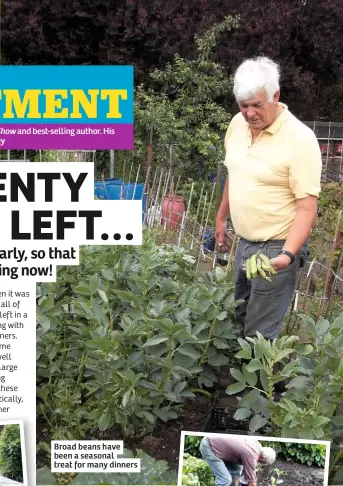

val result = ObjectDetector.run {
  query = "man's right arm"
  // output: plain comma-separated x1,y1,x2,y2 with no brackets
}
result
215,177,230,246
216,177,229,223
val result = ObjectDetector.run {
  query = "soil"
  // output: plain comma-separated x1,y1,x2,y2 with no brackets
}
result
255,458,325,486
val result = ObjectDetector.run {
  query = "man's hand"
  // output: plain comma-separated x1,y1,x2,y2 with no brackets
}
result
248,482,256,486
215,219,228,252
270,253,292,272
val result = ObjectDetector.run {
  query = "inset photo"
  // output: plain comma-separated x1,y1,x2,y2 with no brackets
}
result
178,432,330,486
0,421,27,485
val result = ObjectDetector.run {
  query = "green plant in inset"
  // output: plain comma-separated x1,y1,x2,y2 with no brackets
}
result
184,436,203,459
260,441,326,468
182,454,215,486
269,467,287,485
0,424,23,482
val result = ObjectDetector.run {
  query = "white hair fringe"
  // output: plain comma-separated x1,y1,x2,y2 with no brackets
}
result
233,56,280,102
261,446,276,465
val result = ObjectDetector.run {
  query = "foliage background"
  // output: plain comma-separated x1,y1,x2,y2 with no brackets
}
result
184,435,327,467
0,424,24,482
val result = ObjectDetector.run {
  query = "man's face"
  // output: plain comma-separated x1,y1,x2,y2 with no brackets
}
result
238,89,280,130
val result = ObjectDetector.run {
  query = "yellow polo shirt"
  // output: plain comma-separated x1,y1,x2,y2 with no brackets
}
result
223,103,322,241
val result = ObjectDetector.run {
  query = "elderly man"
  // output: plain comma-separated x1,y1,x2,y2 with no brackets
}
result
200,435,276,486
215,56,322,339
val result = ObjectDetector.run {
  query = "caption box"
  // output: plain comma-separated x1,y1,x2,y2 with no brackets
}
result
51,440,141,473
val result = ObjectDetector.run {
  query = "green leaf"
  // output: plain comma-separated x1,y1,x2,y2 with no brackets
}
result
173,382,187,394
98,410,111,431
177,344,201,360
230,368,246,384
217,311,228,321
97,288,108,303
332,312,343,330
122,390,131,408
143,335,169,347
37,314,51,330
243,365,257,387
192,321,208,336
275,348,294,361
215,266,227,283
226,382,246,395
239,389,260,408
251,396,269,414
295,344,313,356
298,314,317,340
213,337,230,349
115,290,141,308
142,411,155,424
246,359,263,372
313,416,331,427
249,414,268,432
235,350,251,360
38,296,55,311
208,354,230,366
316,318,330,336
36,466,57,485
101,268,115,281
234,408,251,420
74,285,92,296
287,376,312,389
238,338,252,356
283,336,299,347
198,299,212,313
140,380,157,390
173,366,193,377
259,370,269,391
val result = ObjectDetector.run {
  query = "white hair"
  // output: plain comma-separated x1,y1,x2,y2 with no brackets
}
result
233,56,280,102
261,446,276,465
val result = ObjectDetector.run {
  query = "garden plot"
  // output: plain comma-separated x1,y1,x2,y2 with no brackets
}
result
256,458,325,486
36,234,343,485
182,435,328,486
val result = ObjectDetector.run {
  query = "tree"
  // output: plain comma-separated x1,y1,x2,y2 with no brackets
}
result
111,15,238,181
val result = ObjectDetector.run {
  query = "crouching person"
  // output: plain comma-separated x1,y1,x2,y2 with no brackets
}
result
200,435,276,486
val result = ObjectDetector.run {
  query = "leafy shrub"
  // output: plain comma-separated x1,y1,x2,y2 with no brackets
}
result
226,311,343,441
36,233,241,439
184,436,202,458
182,454,215,486
260,441,326,468
0,425,23,482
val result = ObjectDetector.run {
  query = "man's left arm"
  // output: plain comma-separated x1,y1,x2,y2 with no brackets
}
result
272,130,322,271
272,196,318,270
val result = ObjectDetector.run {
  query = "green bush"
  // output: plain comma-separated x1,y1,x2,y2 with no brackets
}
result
184,436,202,458
260,441,326,468
182,454,215,486
0,425,23,481
36,234,240,440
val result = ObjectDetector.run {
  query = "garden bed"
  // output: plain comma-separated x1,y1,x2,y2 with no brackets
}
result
256,458,325,486
37,397,213,472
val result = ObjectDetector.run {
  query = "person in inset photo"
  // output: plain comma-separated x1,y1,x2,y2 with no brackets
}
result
200,435,276,486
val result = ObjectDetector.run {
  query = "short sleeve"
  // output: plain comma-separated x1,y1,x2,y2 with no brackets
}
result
224,118,235,151
289,130,322,199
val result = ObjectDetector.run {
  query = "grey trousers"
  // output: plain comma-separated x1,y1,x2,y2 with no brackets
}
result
235,238,307,339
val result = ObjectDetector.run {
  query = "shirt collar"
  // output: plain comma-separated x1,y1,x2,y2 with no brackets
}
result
264,102,288,134
244,102,289,135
